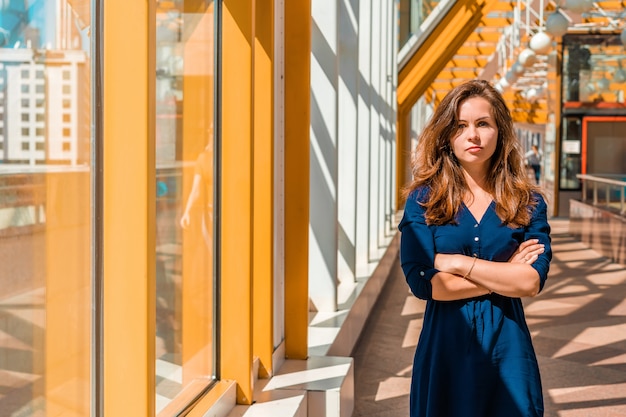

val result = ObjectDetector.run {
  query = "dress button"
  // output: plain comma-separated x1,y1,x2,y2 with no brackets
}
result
474,236,479,241
420,271,425,276
473,253,477,257
474,224,478,228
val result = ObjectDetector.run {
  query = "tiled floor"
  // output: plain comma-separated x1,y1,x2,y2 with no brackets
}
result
353,219,626,417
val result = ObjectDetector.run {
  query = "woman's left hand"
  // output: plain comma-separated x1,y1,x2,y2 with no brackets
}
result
509,239,545,264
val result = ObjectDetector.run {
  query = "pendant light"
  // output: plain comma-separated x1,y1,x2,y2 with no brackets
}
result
529,31,552,55
545,11,569,38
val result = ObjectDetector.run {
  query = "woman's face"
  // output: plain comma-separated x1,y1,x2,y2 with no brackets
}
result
451,96,498,172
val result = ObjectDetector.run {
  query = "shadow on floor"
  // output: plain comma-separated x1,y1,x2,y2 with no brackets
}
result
353,219,626,417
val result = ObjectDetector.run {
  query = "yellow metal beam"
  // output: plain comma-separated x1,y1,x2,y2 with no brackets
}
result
446,56,490,68
456,43,497,56
436,69,481,80
424,86,436,103
467,30,502,42
488,0,517,11
511,110,548,124
480,16,513,26
397,0,503,114
431,80,472,90
595,1,626,8
583,16,612,24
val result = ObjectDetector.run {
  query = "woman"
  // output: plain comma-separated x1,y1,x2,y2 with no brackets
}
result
398,79,552,417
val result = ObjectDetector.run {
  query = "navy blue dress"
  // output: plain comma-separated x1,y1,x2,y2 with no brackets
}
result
398,187,552,417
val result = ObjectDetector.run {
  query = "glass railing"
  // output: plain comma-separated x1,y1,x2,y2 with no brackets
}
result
577,173,626,215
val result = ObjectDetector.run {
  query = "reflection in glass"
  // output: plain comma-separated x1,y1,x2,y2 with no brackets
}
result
562,34,626,105
0,0,92,415
155,1,216,413
398,0,443,49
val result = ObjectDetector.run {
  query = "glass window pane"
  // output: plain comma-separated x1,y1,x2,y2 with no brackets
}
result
155,1,217,413
562,34,625,105
0,1,92,415
398,0,443,49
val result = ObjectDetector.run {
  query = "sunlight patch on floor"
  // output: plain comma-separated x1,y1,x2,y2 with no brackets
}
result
375,377,411,401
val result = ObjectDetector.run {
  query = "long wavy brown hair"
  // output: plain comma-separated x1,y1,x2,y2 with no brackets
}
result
403,79,541,227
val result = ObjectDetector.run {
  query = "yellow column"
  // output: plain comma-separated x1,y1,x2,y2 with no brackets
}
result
284,0,311,359
253,0,275,378
396,109,411,208
551,41,564,218
221,0,255,405
102,0,156,415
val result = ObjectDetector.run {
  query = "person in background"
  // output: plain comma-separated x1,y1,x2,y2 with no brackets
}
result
398,79,552,417
180,145,213,247
525,144,543,185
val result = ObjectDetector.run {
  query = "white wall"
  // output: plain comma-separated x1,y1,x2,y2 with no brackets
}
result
309,0,397,313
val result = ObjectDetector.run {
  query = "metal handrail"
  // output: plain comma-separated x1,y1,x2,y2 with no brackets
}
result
576,174,626,215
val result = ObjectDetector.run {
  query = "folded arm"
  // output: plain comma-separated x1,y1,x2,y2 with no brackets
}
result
433,239,544,300
432,194,552,300
399,190,551,302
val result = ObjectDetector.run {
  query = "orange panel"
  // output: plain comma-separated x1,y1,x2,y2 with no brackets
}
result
45,171,91,416
221,0,254,405
102,0,155,415
253,0,275,379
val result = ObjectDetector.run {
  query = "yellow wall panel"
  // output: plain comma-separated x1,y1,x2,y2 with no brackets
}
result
221,0,254,405
253,0,275,379
102,0,156,415
45,171,90,416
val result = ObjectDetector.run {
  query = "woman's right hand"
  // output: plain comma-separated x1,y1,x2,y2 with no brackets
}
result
180,212,191,229
509,239,545,264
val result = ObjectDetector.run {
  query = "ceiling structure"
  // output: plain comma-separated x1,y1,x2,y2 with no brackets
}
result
397,0,504,118
400,0,626,124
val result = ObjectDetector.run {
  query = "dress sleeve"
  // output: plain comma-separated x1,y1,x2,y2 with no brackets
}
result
398,189,439,300
525,194,552,292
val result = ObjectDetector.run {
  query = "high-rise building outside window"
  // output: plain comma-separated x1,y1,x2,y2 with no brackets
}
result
0,0,92,415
